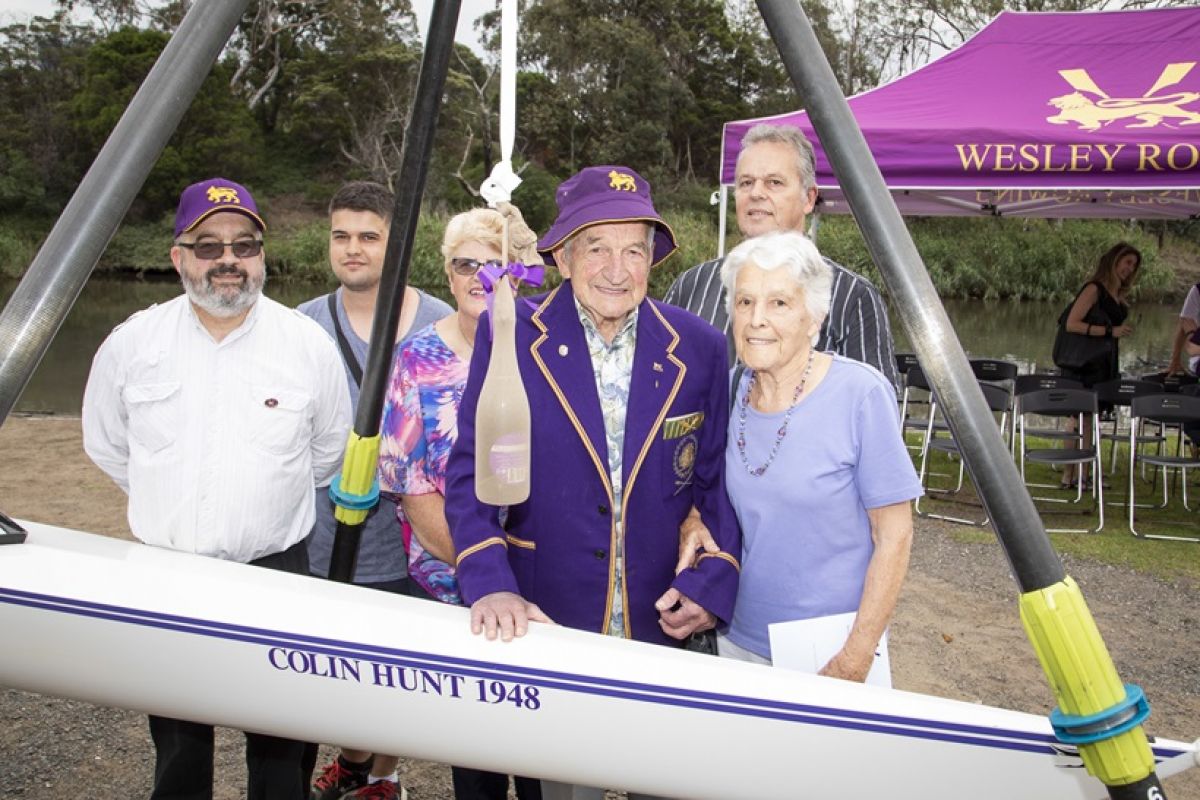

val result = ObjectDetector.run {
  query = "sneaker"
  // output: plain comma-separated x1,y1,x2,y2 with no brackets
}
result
311,757,369,800
346,779,407,800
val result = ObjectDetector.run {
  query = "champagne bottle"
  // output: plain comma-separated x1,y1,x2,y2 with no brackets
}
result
474,275,532,505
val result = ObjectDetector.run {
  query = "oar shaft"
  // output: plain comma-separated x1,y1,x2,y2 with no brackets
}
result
328,0,462,583
751,1,1165,796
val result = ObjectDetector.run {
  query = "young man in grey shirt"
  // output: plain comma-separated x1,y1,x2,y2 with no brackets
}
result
298,181,451,800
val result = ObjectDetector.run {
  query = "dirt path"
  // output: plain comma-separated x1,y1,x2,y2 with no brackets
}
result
1,416,1197,799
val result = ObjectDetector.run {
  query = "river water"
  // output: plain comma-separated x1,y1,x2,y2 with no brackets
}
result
0,276,1185,415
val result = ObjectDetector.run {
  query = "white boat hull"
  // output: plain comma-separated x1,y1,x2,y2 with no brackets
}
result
0,521,1193,799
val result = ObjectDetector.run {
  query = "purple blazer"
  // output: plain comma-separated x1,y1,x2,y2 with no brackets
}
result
445,282,741,646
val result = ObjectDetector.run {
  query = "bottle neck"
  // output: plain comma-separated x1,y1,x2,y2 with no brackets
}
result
489,279,518,353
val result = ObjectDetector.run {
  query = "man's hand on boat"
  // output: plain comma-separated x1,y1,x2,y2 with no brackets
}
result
470,591,554,641
655,588,716,640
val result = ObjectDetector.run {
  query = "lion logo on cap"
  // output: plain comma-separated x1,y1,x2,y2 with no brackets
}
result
206,186,241,204
608,171,637,192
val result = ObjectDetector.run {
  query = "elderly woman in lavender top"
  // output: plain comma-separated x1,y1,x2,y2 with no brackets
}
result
714,230,921,681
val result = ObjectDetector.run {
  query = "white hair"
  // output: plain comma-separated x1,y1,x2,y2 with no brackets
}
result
721,231,832,345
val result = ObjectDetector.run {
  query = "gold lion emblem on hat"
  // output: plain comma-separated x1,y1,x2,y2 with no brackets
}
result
206,186,241,204
608,171,637,192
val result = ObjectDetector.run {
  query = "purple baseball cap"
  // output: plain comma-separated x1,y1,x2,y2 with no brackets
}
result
174,178,265,238
537,166,677,267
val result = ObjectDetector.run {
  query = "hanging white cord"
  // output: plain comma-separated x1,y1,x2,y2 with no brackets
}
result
479,0,521,207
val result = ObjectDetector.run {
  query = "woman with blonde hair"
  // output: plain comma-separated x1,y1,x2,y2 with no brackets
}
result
378,203,542,800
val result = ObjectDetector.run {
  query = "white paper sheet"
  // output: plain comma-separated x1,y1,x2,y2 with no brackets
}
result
768,613,892,688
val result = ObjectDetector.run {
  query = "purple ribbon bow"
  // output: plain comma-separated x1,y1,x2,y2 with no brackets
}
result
478,261,545,338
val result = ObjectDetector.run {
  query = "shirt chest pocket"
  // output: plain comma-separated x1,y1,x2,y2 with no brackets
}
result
244,385,312,455
123,381,181,454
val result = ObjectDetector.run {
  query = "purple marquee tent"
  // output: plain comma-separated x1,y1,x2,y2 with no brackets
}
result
720,7,1200,219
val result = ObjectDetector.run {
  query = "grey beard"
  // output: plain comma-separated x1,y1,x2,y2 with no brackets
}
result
181,265,265,318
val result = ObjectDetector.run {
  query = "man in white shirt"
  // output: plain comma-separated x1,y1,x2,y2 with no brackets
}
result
82,177,351,800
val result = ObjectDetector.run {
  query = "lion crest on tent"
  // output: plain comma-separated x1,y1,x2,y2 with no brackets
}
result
1046,91,1200,131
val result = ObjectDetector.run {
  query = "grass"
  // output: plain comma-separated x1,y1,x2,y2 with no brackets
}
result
910,428,1200,586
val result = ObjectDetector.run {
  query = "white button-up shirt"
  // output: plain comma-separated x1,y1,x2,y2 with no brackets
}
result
82,294,351,563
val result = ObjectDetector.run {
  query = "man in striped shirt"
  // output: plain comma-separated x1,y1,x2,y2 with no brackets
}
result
664,123,899,391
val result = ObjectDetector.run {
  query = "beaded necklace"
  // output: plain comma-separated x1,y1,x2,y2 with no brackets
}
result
736,356,814,477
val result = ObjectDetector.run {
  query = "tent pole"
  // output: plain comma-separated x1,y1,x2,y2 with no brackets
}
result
753,1,1167,798
327,0,462,582
0,1,251,429
717,185,729,257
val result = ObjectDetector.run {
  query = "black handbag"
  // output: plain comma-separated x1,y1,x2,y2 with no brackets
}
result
1051,283,1112,371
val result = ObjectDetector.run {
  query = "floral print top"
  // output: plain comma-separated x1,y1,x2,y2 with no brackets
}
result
379,322,466,604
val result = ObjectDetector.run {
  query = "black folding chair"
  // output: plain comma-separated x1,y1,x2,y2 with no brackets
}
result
1093,378,1164,476
1011,374,1084,474
969,358,1018,448
895,352,919,377
900,365,943,456
915,381,1010,527
969,358,1019,385
1127,393,1200,542
1017,388,1103,533
1139,371,1200,393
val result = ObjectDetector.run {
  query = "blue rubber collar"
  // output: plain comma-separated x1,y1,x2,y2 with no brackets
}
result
328,475,380,511
1049,684,1150,746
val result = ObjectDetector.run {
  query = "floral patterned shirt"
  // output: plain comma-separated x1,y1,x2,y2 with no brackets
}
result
378,323,466,604
576,299,638,637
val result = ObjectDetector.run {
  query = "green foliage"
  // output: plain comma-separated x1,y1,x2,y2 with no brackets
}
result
70,28,263,218
97,217,172,273
518,0,789,178
814,216,1173,302
510,163,560,235
263,220,329,282
0,217,41,278
275,2,421,187
652,209,723,298
1,0,1192,305
2,195,1187,305
0,16,96,214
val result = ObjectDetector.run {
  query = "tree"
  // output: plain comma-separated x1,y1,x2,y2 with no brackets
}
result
270,1,422,188
70,27,263,218
0,15,96,213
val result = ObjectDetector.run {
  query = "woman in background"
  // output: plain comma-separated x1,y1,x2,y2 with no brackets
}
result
1057,242,1141,488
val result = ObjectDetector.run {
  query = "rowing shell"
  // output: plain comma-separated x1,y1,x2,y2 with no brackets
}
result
0,521,1194,798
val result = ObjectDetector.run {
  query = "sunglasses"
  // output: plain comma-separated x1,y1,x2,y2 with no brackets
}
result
449,257,503,276
178,239,264,260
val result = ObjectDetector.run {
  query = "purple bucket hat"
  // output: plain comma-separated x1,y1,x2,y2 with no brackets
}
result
174,178,265,238
537,166,677,268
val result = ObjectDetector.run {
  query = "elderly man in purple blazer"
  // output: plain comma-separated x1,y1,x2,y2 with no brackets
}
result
445,166,741,656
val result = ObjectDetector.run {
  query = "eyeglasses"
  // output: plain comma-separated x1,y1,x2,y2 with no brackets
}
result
449,257,502,276
178,239,263,260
